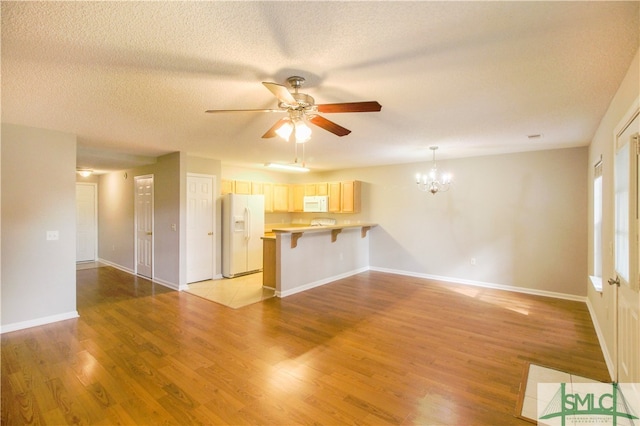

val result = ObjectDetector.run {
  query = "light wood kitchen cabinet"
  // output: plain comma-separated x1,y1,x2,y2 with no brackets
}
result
291,184,305,212
252,182,274,212
251,182,263,195
234,180,252,195
262,237,276,288
273,184,289,212
328,182,341,212
221,178,360,213
221,179,234,195
341,180,361,213
316,182,328,196
304,184,316,196
263,182,273,213
305,182,328,196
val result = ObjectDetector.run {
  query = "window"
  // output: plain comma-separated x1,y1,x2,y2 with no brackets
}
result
591,159,603,291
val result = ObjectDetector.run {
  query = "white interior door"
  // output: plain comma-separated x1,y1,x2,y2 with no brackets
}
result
187,174,215,283
612,108,639,385
135,175,153,278
76,183,97,262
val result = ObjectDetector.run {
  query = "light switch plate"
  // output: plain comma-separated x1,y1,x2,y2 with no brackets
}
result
46,230,59,241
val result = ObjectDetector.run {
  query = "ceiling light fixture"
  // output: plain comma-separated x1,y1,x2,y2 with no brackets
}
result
415,146,452,195
276,111,312,143
77,169,93,177
265,162,310,172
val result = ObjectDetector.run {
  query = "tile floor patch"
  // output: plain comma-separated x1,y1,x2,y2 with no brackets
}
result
185,272,275,309
516,363,604,423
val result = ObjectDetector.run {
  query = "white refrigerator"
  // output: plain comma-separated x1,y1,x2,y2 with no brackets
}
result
222,193,265,278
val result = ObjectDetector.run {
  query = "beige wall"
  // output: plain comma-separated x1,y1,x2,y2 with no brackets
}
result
222,147,589,297
1,124,78,331
98,170,135,270
98,152,185,289
318,148,588,296
587,48,639,374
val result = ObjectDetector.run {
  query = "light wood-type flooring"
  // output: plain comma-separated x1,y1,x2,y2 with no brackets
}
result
1,266,610,425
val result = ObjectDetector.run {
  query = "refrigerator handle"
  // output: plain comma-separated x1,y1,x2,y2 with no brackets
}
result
245,207,250,241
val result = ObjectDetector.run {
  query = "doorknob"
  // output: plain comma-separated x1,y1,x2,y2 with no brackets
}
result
608,276,620,287
208,232,213,236
146,232,152,236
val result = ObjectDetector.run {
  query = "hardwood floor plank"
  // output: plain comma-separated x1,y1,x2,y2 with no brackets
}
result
1,267,610,425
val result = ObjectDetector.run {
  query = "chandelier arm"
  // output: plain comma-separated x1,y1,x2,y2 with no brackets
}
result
416,146,452,195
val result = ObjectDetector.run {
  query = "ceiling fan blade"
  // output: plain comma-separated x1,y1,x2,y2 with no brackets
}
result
262,118,289,139
262,82,297,105
309,115,351,137
205,108,282,113
316,101,382,113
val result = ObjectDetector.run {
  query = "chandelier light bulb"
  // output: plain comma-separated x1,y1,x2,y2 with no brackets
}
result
415,146,452,195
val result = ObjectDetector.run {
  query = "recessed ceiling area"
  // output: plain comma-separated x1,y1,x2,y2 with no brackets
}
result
2,1,638,172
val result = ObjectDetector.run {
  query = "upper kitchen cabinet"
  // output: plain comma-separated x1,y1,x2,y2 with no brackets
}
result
221,178,360,213
263,183,274,213
273,184,289,212
316,183,329,196
291,184,305,212
305,182,328,196
234,180,252,195
251,181,264,194
340,180,361,213
221,179,234,195
252,182,274,212
328,182,341,213
222,179,254,196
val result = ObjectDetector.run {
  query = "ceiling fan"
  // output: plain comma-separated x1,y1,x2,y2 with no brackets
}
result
205,76,382,142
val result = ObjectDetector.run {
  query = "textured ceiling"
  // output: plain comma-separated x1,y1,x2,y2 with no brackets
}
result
2,1,639,172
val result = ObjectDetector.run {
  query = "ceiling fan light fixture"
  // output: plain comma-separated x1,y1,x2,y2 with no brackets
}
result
275,120,293,141
294,119,312,143
275,116,312,143
207,76,381,141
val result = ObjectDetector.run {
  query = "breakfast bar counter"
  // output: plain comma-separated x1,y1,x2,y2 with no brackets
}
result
267,223,377,297
271,223,377,248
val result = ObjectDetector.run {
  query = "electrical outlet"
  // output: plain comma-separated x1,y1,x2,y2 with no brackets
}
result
470,257,476,266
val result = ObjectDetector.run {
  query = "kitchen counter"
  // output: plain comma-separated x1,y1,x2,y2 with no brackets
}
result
271,223,377,249
270,222,376,234
267,223,377,298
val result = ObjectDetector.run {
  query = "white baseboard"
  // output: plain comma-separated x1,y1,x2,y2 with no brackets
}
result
97,258,135,274
369,267,587,302
277,266,369,298
153,277,179,290
1,311,79,334
97,258,179,290
586,297,615,381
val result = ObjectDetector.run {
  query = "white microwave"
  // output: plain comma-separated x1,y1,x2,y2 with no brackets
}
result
303,196,328,212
